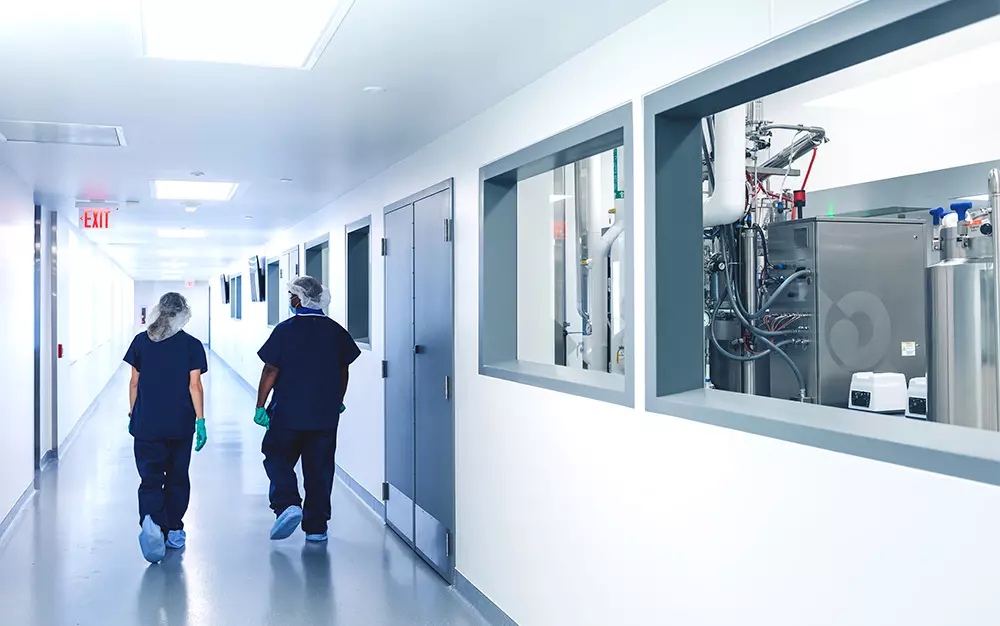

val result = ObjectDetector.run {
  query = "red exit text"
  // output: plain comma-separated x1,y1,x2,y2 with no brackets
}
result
79,208,112,229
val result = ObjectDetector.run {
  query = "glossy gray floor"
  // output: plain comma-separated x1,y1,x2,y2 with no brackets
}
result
0,353,485,626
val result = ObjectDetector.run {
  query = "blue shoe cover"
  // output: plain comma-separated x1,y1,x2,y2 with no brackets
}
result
139,515,166,563
166,529,186,549
305,533,328,542
270,506,303,540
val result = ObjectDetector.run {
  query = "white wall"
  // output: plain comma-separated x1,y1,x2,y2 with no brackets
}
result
134,281,210,343
56,216,134,448
0,164,35,525
214,2,1000,625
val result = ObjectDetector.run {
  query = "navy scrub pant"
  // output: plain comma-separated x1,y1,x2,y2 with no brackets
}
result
262,427,338,535
134,436,194,532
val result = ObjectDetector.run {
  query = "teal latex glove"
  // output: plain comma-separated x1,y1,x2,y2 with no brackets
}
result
254,407,270,429
340,403,346,414
195,419,207,452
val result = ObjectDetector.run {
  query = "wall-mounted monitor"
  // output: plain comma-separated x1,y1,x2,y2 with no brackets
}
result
220,274,231,304
249,255,265,302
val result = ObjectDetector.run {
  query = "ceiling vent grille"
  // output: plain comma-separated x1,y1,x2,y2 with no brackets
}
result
0,121,126,147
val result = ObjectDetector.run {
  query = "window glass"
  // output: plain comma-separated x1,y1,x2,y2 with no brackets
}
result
516,146,627,375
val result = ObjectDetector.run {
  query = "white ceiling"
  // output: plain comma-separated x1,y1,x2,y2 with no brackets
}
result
0,0,667,279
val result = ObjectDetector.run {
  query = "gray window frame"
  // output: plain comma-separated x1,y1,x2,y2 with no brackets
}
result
479,103,634,407
346,215,373,350
644,0,1000,486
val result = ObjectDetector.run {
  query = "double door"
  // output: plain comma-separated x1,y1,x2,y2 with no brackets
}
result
383,180,455,581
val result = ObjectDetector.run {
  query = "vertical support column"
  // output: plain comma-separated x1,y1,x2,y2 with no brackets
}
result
32,205,41,487
49,210,58,455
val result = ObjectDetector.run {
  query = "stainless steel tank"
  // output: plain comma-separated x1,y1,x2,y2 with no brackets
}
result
927,225,999,430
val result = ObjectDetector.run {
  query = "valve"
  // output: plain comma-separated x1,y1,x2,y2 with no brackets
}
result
929,207,946,226
951,201,973,222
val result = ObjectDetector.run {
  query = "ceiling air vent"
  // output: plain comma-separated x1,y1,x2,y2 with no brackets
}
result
0,121,126,147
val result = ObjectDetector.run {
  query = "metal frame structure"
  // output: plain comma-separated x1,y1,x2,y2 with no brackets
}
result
478,102,635,406
644,0,1000,485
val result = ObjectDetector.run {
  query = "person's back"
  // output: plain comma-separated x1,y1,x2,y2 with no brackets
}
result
265,314,354,431
127,329,205,440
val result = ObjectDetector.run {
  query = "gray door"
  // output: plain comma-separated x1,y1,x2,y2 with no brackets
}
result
383,181,455,582
413,189,454,581
384,204,415,542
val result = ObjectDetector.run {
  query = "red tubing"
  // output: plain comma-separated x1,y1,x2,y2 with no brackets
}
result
802,147,818,190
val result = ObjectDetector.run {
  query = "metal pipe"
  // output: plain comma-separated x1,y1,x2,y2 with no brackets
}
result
988,168,1000,429
740,226,757,394
759,129,826,176
761,123,826,134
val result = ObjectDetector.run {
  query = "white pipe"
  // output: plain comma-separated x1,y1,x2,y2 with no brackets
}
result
584,214,625,371
704,106,748,228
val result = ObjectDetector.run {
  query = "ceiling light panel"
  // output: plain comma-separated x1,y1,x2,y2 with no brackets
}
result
152,180,238,201
0,121,125,146
140,0,356,69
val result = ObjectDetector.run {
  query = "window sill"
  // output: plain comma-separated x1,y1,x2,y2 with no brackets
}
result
481,360,632,407
646,388,1000,487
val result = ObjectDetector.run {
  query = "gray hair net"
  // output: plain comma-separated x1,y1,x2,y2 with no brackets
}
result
147,292,192,342
288,275,331,311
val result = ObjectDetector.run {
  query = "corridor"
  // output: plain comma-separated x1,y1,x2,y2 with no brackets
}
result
0,353,485,626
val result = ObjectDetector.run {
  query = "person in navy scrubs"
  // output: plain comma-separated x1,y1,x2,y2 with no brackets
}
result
124,292,208,564
254,276,361,542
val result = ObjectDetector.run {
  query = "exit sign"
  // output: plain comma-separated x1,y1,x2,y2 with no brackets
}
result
79,208,112,229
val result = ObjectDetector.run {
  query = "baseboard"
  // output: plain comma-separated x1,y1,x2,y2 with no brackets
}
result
0,482,35,547
455,572,519,626
335,464,384,519
59,363,128,460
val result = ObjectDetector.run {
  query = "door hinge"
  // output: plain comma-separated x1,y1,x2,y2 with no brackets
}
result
381,238,388,256
382,482,390,501
381,360,388,378
445,531,451,557
444,218,453,242
444,375,450,401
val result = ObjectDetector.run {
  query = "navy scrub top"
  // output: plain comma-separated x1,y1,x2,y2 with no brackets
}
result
124,330,208,440
257,311,361,431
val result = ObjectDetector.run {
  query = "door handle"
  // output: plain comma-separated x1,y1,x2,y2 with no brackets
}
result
414,345,425,354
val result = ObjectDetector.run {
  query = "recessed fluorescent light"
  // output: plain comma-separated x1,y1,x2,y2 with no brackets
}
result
805,41,1000,110
158,228,207,239
140,0,357,69
549,194,574,203
184,205,199,213
152,180,238,201
363,86,386,94
957,194,989,202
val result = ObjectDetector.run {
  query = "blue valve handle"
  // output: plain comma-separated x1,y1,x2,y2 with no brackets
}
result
950,201,973,222
930,207,946,226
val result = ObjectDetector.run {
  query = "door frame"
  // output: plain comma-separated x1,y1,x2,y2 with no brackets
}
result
382,178,456,580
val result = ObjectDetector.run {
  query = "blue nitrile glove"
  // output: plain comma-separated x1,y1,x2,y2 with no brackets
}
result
195,419,207,452
340,404,346,414
254,407,270,429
